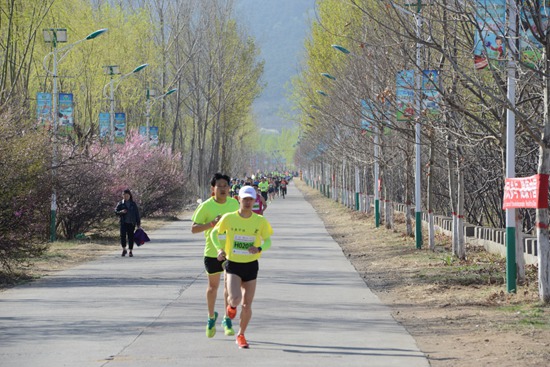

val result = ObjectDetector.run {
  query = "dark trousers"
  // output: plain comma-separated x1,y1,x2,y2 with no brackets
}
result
120,222,136,250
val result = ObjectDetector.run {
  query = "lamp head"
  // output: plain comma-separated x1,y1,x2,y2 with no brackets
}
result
331,44,350,54
132,63,149,73
86,28,108,40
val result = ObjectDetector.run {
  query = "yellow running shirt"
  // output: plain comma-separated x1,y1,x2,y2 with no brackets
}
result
212,212,273,263
258,181,269,193
191,197,239,257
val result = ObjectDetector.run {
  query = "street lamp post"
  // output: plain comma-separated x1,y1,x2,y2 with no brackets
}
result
145,87,177,142
505,0,518,293
102,63,149,144
103,65,121,145
414,9,423,249
43,28,107,242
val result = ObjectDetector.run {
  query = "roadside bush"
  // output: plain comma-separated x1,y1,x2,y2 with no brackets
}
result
0,109,51,271
55,143,116,239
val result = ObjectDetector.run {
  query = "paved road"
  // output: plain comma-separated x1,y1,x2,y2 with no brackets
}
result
0,182,429,367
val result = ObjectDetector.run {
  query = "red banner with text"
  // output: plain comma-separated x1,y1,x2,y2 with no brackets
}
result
503,174,549,210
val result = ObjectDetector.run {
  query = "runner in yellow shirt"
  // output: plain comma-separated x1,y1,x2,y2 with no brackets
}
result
210,185,273,349
258,177,269,201
191,173,239,338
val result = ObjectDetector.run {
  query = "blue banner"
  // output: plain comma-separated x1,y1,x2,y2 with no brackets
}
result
37,92,52,128
422,70,441,116
99,113,110,139
520,0,550,67
139,126,147,137
114,113,126,144
473,0,506,69
149,126,159,146
58,93,74,136
396,70,415,121
139,126,159,145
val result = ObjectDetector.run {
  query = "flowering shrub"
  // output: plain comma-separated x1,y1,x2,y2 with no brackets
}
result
1,122,187,272
55,130,187,238
111,130,186,217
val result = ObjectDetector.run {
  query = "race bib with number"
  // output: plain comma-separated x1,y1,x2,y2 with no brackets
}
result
232,235,255,255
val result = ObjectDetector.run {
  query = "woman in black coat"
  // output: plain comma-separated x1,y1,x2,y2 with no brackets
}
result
115,189,141,257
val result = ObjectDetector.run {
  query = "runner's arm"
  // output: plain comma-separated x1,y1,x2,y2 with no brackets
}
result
210,227,222,251
261,237,272,251
191,215,220,234
250,237,271,254
210,227,227,260
191,222,213,233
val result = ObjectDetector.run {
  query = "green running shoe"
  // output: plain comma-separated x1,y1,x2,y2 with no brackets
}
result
222,316,235,336
206,311,218,338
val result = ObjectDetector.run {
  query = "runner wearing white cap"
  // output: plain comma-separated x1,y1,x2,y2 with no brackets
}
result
210,185,273,349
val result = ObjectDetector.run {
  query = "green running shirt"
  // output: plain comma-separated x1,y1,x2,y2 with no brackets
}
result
191,197,240,257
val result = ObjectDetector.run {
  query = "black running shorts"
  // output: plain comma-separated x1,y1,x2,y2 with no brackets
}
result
204,256,225,275
225,260,259,282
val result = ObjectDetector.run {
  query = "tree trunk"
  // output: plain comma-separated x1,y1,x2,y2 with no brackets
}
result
446,132,458,255
427,127,436,250
516,210,526,283
456,145,465,259
386,199,394,230
405,140,413,236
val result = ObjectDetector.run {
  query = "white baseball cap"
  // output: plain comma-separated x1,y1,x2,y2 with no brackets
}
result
238,185,257,200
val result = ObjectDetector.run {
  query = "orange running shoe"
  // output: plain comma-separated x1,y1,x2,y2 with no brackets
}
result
226,305,237,320
236,334,249,349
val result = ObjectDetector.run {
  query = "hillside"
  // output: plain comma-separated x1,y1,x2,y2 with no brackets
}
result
235,0,314,131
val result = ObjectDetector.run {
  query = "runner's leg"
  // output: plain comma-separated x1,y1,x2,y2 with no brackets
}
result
226,272,242,307
238,279,257,335
207,273,221,317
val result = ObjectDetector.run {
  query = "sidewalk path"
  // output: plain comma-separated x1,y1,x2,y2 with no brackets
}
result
0,182,429,367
